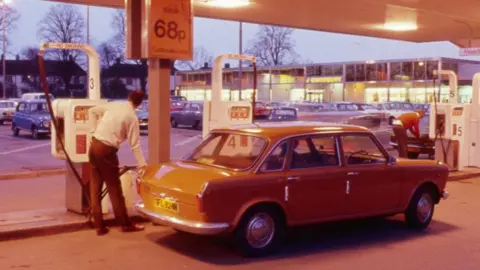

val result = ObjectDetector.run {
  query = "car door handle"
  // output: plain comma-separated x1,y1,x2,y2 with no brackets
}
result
287,176,300,181
347,172,360,176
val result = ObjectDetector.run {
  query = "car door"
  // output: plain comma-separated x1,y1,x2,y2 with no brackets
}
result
188,103,202,125
340,133,402,215
15,102,26,129
284,134,347,223
176,103,190,125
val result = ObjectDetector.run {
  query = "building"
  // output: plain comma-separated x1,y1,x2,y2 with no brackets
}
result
0,55,86,98
101,59,180,94
175,57,480,104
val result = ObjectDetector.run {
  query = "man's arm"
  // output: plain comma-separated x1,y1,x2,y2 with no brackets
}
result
88,104,108,133
127,114,147,167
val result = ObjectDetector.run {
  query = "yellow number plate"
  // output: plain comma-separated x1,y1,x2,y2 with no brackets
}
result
154,198,179,212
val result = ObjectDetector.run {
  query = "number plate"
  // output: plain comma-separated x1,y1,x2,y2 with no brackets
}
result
154,197,179,213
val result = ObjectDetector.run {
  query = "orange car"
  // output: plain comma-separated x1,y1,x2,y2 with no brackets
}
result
135,121,449,256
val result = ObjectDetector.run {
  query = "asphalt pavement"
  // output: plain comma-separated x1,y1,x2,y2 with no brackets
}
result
0,177,477,270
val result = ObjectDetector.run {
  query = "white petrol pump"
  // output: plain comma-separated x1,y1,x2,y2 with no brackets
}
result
203,54,256,136
202,54,257,155
429,70,480,170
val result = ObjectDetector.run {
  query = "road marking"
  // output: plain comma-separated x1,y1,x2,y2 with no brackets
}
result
174,135,202,147
0,143,51,155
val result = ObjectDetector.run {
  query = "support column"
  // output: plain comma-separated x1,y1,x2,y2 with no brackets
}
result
148,59,171,164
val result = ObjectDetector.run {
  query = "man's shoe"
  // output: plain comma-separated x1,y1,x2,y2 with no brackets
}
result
121,224,145,232
96,227,109,236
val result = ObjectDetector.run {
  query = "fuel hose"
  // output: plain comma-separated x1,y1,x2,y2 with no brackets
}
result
37,52,93,222
431,75,452,167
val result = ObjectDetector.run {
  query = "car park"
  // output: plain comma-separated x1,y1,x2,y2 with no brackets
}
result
170,101,203,130
135,121,449,256
266,107,298,121
0,100,16,125
11,100,51,139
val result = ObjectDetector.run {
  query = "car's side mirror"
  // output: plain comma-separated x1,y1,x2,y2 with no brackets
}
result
387,155,396,165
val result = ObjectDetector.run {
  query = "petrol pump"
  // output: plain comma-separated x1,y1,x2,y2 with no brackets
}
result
203,54,256,138
429,70,480,170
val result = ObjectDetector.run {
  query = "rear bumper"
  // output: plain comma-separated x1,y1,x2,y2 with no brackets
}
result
135,202,230,235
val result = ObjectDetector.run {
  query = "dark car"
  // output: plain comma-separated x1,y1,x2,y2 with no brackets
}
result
170,101,203,130
171,95,187,101
266,107,298,121
12,100,51,139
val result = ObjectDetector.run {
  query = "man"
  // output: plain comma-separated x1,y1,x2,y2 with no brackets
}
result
396,110,425,139
88,90,147,236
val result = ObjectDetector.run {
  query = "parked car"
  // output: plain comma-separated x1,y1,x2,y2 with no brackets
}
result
136,107,148,131
253,101,272,120
12,100,51,139
170,101,203,130
413,103,430,116
372,102,416,125
265,107,298,121
170,101,187,112
135,121,449,256
0,100,16,125
21,93,54,101
171,95,187,101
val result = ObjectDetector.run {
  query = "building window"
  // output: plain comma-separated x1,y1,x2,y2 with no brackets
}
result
413,61,426,80
426,61,439,80
390,62,402,80
346,65,355,82
332,65,342,76
401,62,413,80
125,78,133,85
321,66,333,76
355,64,366,81
366,64,377,81
376,63,387,80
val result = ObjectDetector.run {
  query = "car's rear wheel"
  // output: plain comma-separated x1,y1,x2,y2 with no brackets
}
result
12,124,19,136
234,205,285,257
170,118,178,128
405,187,435,229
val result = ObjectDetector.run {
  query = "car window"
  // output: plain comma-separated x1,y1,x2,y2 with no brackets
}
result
187,133,267,170
342,135,386,165
274,109,296,116
260,141,289,172
18,103,25,112
190,104,202,111
30,103,48,112
290,136,339,169
181,104,190,111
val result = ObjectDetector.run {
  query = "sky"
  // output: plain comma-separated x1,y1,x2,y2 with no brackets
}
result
7,0,480,64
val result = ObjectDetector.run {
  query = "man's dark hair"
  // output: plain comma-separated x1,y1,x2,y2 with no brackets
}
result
128,90,145,107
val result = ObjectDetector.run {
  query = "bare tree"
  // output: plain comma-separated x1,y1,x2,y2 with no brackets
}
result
98,41,120,68
175,46,213,70
1,6,20,54
246,25,298,66
20,46,40,60
111,9,126,57
37,4,85,96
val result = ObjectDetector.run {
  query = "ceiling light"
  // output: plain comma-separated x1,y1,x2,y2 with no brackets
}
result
383,22,418,31
203,0,250,8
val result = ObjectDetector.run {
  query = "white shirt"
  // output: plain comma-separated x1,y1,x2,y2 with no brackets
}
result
88,101,147,167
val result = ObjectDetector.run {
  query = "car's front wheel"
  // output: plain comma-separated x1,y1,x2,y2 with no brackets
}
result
234,205,286,257
405,186,436,229
31,127,40,139
170,118,178,128
12,124,19,136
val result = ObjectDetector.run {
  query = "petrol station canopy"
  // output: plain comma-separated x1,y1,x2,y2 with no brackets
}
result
47,0,480,49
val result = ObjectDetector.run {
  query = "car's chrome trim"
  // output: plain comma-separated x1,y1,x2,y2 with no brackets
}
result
135,202,229,235
389,142,423,149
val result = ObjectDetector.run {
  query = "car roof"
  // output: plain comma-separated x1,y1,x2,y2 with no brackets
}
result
19,100,47,104
215,121,370,138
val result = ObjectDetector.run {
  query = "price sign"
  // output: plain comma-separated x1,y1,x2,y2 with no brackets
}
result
148,0,193,60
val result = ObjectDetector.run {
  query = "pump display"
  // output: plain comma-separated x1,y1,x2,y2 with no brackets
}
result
202,54,257,138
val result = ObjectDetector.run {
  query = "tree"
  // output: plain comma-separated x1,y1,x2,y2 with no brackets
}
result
1,6,20,54
111,9,126,58
246,25,298,66
37,4,85,97
98,41,120,68
20,46,40,60
175,46,213,70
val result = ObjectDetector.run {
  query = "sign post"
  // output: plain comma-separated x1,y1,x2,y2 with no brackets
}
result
126,0,193,164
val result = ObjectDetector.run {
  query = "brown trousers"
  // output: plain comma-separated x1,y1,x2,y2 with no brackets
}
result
392,124,408,158
88,137,132,228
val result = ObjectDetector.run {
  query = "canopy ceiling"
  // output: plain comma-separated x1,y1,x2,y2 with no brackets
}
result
46,0,480,48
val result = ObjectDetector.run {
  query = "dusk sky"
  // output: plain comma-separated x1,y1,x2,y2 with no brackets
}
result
9,0,480,64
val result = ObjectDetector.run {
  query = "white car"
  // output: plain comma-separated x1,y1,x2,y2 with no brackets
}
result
0,100,16,125
372,102,416,125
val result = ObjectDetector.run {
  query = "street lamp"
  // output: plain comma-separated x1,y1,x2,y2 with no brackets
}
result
1,0,11,100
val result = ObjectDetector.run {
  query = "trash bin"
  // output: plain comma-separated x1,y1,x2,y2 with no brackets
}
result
101,169,136,214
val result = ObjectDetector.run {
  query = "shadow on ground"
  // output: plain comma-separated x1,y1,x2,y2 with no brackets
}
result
147,215,457,265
